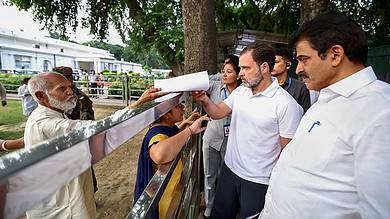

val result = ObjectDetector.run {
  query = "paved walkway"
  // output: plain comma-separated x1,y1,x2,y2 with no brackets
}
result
6,93,131,107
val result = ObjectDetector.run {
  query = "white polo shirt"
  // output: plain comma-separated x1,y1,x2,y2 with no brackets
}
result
223,78,303,184
260,67,390,219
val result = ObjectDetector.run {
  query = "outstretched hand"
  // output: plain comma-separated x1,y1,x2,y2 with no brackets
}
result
191,90,208,103
188,115,211,134
129,88,168,108
179,109,201,130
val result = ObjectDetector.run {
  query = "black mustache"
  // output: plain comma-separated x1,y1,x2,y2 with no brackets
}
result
297,71,307,78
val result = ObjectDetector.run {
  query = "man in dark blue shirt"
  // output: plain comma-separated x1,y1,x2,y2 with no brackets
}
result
272,45,311,113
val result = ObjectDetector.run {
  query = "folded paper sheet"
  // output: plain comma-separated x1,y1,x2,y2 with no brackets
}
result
154,71,209,92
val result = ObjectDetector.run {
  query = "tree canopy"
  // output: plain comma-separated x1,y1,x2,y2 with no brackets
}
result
82,40,169,69
8,0,390,72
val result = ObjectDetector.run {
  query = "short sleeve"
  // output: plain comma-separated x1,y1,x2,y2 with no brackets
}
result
223,86,240,110
208,74,221,82
148,134,169,148
277,101,303,138
207,74,222,94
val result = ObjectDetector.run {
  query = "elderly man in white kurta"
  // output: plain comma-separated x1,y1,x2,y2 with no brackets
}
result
24,72,164,219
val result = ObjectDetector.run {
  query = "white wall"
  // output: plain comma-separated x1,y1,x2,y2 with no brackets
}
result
0,28,151,74
0,48,76,71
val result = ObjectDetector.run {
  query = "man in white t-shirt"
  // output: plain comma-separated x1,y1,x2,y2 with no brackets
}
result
260,12,390,219
193,43,303,219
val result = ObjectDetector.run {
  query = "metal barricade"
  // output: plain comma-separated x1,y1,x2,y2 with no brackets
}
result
0,93,202,219
128,126,202,219
0,74,163,105
72,74,161,104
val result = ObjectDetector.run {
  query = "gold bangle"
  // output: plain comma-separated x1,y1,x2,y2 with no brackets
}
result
1,140,10,151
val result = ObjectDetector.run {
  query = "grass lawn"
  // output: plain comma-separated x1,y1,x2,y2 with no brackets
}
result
0,101,121,157
0,100,122,139
0,99,26,139
0,99,26,125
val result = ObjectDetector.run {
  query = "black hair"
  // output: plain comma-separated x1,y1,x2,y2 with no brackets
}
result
240,43,276,71
225,54,238,63
223,55,242,85
289,11,368,64
22,77,30,85
224,55,240,74
272,43,292,61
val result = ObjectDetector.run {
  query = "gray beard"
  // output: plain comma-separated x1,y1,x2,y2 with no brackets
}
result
242,72,263,88
46,93,76,113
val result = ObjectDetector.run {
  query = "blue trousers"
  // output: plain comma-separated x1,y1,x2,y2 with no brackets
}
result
211,163,268,219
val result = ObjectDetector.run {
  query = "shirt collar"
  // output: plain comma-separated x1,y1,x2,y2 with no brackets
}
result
36,104,64,117
324,66,377,97
254,77,280,98
280,77,291,88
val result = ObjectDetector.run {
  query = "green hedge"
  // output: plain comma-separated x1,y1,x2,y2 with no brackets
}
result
0,74,30,93
0,73,162,98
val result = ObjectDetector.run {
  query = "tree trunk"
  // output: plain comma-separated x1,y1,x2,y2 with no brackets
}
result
182,0,217,75
300,0,329,24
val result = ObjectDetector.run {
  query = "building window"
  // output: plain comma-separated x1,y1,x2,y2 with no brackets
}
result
14,55,31,69
34,44,40,49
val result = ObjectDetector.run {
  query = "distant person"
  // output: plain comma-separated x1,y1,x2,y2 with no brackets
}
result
97,73,105,95
193,43,302,219
17,78,38,116
88,70,98,98
77,69,84,81
272,44,311,113
260,12,390,219
134,103,209,219
202,55,241,218
0,82,6,106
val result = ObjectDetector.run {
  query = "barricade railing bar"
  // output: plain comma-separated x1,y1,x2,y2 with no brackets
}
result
0,75,164,105
0,93,200,219
128,129,201,219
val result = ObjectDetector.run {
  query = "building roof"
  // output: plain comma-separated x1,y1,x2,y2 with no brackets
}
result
0,27,115,59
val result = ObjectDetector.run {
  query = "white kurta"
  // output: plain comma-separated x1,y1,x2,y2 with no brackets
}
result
24,105,96,219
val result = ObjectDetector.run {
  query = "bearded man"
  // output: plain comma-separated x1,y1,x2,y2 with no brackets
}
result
24,72,163,219
192,43,303,219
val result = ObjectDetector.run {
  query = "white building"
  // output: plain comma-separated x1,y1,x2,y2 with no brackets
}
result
0,27,145,74
113,59,143,74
